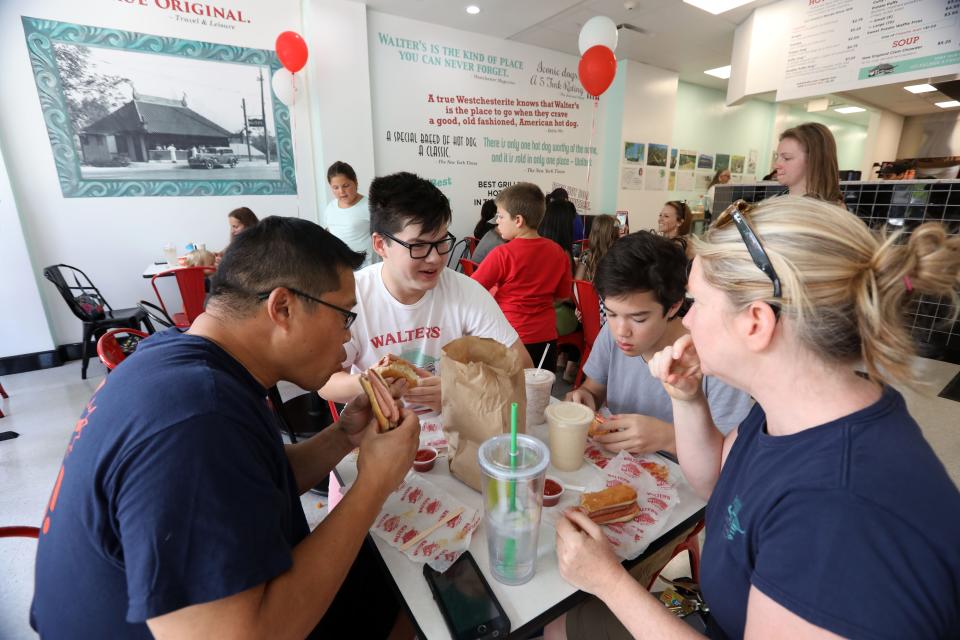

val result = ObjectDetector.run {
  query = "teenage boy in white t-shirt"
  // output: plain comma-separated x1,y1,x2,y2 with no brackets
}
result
319,172,533,411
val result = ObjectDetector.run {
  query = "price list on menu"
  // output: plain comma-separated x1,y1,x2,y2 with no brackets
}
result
777,0,960,100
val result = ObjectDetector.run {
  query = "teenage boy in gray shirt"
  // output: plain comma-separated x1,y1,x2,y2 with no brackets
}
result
551,231,753,640
567,231,752,455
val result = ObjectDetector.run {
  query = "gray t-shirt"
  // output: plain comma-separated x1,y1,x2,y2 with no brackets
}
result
583,324,753,434
472,228,506,263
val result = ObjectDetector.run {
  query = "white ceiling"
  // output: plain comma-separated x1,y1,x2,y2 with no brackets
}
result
356,0,959,117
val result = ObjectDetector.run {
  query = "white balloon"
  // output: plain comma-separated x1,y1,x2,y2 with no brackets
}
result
578,16,618,55
271,68,299,106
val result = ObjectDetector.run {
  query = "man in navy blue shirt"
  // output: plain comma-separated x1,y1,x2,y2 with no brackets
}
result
31,217,420,638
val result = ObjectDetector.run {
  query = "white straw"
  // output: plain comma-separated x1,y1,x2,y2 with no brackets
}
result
537,343,551,371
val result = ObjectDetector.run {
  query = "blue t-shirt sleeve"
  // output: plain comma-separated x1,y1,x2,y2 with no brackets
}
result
111,414,294,622
582,323,613,385
751,490,957,638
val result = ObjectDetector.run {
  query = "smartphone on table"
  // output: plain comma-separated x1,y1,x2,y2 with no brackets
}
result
423,551,511,640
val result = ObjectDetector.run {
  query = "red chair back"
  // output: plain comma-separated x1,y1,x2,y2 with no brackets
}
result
464,236,479,256
459,258,479,276
151,266,215,328
0,526,40,539
97,328,149,370
574,280,602,347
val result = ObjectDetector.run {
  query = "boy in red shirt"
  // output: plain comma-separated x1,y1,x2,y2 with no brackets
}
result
472,183,573,374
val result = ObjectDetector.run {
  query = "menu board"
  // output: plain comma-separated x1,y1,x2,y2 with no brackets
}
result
777,0,960,100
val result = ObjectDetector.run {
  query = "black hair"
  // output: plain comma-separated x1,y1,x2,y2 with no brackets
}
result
474,199,497,238
368,171,452,237
546,187,569,204
595,231,687,314
326,161,358,184
539,200,575,269
210,215,364,315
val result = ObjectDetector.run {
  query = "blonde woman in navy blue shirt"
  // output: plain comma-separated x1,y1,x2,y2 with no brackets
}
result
551,196,960,639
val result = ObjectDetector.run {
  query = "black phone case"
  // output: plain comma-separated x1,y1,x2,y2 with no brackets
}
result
423,552,511,640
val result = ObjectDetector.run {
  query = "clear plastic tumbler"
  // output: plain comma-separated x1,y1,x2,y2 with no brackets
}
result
478,433,550,585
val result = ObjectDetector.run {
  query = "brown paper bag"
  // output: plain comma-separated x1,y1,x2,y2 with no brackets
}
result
440,336,526,491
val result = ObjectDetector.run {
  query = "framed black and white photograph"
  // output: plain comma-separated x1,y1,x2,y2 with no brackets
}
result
23,17,297,197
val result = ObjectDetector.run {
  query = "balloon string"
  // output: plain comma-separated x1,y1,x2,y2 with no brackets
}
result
289,71,302,221
582,96,599,226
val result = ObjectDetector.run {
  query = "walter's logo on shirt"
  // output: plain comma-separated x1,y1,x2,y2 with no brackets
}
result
370,326,440,348
723,495,747,541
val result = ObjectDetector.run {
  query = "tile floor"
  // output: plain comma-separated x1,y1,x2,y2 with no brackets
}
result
1,358,958,639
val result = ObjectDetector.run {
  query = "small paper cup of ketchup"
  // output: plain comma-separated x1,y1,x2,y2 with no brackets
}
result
543,476,564,507
413,447,438,472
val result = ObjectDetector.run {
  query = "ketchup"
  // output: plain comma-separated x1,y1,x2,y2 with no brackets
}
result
544,479,562,496
415,449,436,463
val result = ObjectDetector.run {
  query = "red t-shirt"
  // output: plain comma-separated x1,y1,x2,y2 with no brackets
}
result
472,237,573,343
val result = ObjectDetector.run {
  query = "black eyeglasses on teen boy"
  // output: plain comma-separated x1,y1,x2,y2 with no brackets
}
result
378,230,457,259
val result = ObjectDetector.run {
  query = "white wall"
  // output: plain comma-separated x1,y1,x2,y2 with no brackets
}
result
304,0,376,217
0,0,314,349
862,109,904,178
614,61,679,232
898,112,960,157
0,139,55,358
726,1,796,105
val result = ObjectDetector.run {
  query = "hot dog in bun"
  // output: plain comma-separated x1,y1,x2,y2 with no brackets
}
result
359,356,420,432
578,484,640,525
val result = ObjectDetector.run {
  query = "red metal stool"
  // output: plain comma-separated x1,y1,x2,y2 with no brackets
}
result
647,519,705,589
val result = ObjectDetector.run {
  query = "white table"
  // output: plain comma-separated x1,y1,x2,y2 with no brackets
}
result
142,262,180,279
334,420,707,639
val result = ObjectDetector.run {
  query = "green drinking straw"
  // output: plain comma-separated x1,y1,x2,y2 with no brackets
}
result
504,402,519,576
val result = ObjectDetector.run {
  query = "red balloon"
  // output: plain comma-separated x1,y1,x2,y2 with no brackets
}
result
578,45,617,97
276,31,308,73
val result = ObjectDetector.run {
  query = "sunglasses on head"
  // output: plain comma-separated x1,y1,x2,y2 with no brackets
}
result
715,200,783,316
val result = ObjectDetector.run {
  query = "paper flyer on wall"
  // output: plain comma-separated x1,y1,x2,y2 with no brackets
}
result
675,170,696,191
645,166,668,191
620,165,645,190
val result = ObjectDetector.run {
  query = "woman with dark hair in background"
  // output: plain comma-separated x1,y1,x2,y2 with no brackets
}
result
323,161,373,267
775,122,843,203
228,207,259,239
540,199,580,379
547,187,585,242
659,201,695,262
217,207,260,266
470,199,506,263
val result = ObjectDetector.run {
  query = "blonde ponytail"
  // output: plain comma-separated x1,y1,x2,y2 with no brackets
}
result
696,196,960,389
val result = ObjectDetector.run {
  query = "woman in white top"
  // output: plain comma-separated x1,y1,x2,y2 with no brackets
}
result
704,168,731,215
323,161,374,267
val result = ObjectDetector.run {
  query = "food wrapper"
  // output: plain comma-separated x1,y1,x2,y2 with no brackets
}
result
419,414,447,450
544,451,678,560
370,474,482,572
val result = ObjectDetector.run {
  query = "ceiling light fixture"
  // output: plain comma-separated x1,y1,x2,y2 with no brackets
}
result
834,106,866,114
935,100,960,108
704,65,732,79
466,5,480,14
684,0,755,15
904,83,936,94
